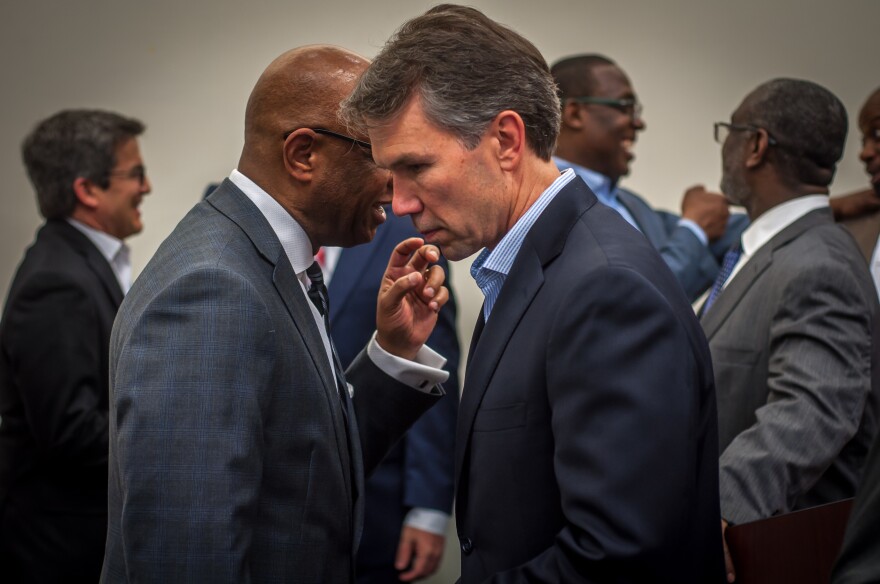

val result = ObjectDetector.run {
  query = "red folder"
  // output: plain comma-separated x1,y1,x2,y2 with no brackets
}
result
725,498,853,584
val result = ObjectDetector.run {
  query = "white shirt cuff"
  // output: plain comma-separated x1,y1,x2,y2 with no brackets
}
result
678,218,709,246
404,507,450,536
366,331,449,392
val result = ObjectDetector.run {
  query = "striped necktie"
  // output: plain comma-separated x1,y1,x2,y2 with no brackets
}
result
702,242,742,315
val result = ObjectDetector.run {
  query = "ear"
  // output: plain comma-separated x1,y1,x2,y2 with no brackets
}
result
72,177,100,210
745,129,772,168
493,110,526,171
283,129,318,181
561,99,586,130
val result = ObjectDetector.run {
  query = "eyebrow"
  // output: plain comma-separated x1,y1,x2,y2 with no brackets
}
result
385,154,432,171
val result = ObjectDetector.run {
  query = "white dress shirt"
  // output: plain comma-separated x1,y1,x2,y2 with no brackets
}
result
722,195,830,291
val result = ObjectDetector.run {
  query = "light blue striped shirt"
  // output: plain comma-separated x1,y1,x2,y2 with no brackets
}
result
470,169,575,321
553,156,708,246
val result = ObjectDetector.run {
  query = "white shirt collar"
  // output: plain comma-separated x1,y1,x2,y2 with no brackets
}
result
741,194,830,257
228,169,314,277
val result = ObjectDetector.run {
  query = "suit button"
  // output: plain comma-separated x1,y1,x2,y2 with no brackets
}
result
460,537,473,555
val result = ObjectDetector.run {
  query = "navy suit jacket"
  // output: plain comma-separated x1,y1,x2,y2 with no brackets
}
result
328,211,459,578
454,177,724,583
617,187,748,301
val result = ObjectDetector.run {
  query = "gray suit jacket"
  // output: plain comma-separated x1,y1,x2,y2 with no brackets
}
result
701,208,880,525
101,180,441,583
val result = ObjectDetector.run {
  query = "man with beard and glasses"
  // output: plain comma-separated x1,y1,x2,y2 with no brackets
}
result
700,78,880,583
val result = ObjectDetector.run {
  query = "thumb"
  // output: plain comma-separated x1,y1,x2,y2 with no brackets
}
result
395,530,415,570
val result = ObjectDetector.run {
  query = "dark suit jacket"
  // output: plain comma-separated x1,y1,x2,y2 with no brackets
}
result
700,209,880,525
328,211,460,581
617,188,749,301
102,180,441,583
454,177,724,583
0,219,123,582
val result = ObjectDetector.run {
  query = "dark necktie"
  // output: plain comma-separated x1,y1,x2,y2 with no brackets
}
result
306,261,349,402
702,241,743,315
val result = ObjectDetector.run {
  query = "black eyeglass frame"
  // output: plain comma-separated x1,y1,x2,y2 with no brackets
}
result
714,122,778,146
283,127,372,151
566,96,643,120
106,165,147,187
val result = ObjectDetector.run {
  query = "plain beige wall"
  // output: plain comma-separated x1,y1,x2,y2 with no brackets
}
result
1,1,878,581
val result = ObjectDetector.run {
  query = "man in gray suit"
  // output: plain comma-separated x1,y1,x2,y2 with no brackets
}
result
102,46,451,583
701,78,880,582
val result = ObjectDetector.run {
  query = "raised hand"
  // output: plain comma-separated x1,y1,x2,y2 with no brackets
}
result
376,237,449,360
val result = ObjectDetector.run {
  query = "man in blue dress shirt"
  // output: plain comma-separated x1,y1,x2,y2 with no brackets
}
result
551,54,747,301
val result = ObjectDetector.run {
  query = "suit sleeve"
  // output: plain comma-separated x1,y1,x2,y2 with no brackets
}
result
4,271,108,466
653,209,721,302
718,261,874,524
402,262,459,513
490,266,717,582
110,268,274,582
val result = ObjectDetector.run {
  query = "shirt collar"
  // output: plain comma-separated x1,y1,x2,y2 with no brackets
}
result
471,168,576,280
229,169,314,275
741,194,830,257
553,157,617,206
66,217,125,265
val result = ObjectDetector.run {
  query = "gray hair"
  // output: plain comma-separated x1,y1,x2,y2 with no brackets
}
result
340,4,560,160
745,78,847,188
22,109,145,219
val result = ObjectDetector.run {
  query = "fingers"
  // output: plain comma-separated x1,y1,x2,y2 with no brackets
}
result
407,244,441,275
396,527,444,582
395,533,415,573
387,237,427,270
722,519,736,583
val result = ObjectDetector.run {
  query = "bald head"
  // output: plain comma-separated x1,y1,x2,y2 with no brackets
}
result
240,45,369,172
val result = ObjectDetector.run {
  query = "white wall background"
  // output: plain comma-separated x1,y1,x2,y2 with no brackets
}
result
1,1,877,580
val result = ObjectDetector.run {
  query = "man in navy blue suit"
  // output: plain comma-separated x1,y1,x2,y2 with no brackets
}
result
326,210,459,583
552,54,747,302
342,5,723,582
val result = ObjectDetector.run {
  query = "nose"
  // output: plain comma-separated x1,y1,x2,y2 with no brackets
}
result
141,174,153,195
391,176,422,218
632,114,646,131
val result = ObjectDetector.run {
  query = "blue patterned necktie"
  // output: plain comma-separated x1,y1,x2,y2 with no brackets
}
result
702,242,742,315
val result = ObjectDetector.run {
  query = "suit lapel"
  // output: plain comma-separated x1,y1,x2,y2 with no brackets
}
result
700,208,833,340
208,181,354,496
617,189,657,242
49,220,124,308
454,177,594,488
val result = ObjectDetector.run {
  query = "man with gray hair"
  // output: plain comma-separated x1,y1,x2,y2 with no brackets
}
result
701,79,880,582
341,5,724,582
0,109,150,582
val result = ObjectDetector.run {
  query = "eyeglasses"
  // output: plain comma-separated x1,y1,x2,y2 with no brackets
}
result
568,96,643,121
107,165,147,187
714,122,778,146
283,127,372,151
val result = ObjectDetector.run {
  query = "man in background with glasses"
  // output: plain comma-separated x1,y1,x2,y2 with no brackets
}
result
700,79,880,582
0,109,150,582
551,54,748,302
